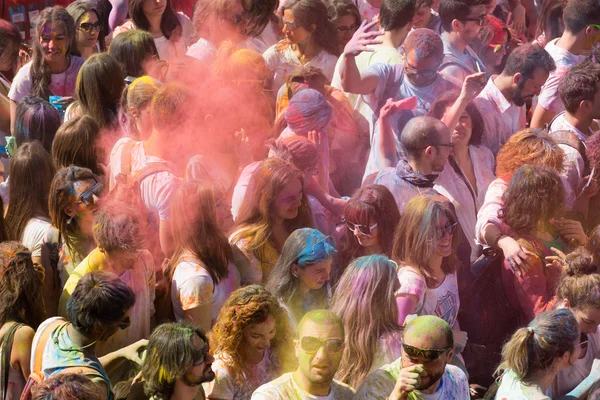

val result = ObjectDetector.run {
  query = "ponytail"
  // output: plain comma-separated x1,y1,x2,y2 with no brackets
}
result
496,309,579,383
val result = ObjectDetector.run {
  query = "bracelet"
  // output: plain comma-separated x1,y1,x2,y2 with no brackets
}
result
491,232,503,248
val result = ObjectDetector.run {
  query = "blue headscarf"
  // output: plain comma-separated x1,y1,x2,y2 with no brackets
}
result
293,228,336,267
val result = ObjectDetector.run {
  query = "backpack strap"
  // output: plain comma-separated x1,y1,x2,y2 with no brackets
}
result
551,129,590,173
1,322,24,400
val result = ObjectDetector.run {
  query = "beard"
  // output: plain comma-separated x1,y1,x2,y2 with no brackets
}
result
182,368,215,386
512,80,529,107
416,369,446,391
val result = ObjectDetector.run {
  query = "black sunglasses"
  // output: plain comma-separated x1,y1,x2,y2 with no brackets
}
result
462,14,486,26
300,336,344,354
403,343,451,361
77,183,103,207
78,22,103,33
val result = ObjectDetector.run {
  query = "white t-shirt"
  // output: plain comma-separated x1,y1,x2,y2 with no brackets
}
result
263,43,339,94
353,357,469,400
434,147,496,261
186,38,217,64
113,13,195,62
252,372,355,400
109,138,180,221
203,349,279,400
537,39,585,114
8,56,85,102
495,369,551,399
396,267,460,329
371,331,403,374
21,217,52,258
244,21,281,55
171,259,241,323
331,47,403,141
355,0,379,20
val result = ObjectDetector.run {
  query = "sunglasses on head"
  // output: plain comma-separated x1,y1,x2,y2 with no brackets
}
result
345,220,378,236
402,343,451,361
300,336,344,354
77,182,103,207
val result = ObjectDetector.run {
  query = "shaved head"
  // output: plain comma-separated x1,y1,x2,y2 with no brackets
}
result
403,315,454,349
297,309,344,338
400,116,450,160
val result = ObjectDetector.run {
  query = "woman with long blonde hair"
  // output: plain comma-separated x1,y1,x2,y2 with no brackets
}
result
230,158,313,285
331,255,402,388
204,285,295,400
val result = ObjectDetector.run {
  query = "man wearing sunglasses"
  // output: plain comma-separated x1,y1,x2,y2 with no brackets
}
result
252,310,355,399
32,271,145,400
531,0,600,129
57,202,155,361
438,0,488,83
473,43,555,155
354,315,469,400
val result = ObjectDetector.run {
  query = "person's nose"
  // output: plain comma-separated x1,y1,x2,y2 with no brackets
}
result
205,353,215,364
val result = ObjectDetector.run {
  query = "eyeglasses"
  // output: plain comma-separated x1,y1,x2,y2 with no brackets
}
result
227,12,246,26
462,14,486,26
588,24,600,30
403,343,451,361
436,143,454,149
404,63,438,80
307,235,334,258
346,220,378,236
78,22,103,33
233,77,273,92
283,19,301,30
336,24,359,33
436,221,458,240
77,182,103,207
488,43,508,53
119,316,131,330
300,336,344,354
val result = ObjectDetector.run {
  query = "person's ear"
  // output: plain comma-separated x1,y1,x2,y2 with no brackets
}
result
561,298,570,309
424,145,435,158
513,72,523,85
451,18,462,32
64,206,75,218
308,23,316,33
580,99,591,113
294,339,300,358
129,106,139,119
291,264,300,278
447,347,456,361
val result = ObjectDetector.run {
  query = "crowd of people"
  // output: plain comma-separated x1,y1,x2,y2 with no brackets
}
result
1,0,600,398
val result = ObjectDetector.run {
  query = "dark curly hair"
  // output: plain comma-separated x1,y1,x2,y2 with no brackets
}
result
500,165,564,236
209,285,295,388
0,242,45,329
32,373,105,400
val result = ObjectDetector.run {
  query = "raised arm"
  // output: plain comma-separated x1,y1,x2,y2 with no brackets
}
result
339,20,384,95
441,73,486,132
377,97,418,169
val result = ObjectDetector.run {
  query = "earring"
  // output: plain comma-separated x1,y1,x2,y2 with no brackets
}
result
292,273,299,278
67,215,74,225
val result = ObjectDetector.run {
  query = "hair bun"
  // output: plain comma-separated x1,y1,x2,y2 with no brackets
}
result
564,248,599,276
